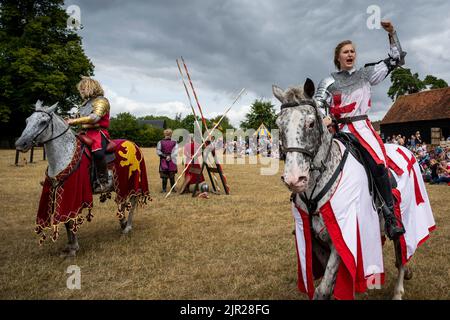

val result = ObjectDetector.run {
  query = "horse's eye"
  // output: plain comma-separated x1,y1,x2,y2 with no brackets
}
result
309,122,315,129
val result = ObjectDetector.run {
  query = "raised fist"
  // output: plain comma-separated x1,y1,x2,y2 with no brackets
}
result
381,20,395,34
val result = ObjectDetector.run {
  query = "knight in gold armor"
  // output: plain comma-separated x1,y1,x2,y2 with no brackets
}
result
67,77,112,193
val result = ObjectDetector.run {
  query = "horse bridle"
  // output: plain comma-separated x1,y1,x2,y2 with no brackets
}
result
31,110,70,146
280,99,347,214
279,99,332,173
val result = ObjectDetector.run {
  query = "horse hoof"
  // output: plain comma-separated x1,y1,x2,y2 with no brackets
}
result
392,294,403,300
60,249,77,258
404,267,413,280
122,226,132,234
120,221,127,230
313,291,331,300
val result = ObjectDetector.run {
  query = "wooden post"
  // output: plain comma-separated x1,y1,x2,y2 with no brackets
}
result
431,128,442,146
29,146,34,163
205,164,217,193
43,147,46,161
15,150,20,166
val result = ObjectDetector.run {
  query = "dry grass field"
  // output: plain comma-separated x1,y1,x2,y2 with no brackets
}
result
0,147,448,300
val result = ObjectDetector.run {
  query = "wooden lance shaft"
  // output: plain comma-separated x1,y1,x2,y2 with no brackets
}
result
165,88,246,198
181,56,210,132
176,59,222,189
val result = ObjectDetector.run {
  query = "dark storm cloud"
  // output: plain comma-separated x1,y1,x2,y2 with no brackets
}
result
66,0,450,120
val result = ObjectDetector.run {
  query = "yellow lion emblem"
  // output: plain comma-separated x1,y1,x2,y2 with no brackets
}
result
118,141,142,181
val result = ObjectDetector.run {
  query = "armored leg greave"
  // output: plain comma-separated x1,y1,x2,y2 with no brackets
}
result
92,139,111,193
374,166,405,240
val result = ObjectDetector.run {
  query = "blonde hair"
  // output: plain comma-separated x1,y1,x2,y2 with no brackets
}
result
334,40,354,70
164,129,173,137
77,76,104,99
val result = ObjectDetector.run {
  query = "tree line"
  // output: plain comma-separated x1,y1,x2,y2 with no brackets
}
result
108,98,279,147
109,112,236,147
1,0,447,148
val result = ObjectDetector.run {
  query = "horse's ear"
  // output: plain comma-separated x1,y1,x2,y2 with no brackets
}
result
272,85,285,103
303,78,315,99
47,102,58,114
35,100,43,111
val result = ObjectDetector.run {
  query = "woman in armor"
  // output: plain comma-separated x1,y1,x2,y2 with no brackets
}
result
314,21,406,240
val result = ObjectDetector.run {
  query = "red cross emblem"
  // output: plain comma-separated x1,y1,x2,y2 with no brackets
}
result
396,148,425,205
330,93,356,119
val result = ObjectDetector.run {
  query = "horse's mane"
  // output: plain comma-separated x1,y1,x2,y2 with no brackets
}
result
284,86,305,104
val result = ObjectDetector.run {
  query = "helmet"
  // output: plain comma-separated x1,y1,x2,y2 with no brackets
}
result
200,183,209,193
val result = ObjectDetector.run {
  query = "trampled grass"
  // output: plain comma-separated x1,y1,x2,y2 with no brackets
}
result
0,148,448,299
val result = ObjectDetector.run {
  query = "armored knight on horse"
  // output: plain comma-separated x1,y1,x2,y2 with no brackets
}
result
67,77,112,193
15,78,150,256
313,21,407,240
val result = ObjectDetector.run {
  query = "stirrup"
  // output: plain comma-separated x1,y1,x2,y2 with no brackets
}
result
384,214,405,240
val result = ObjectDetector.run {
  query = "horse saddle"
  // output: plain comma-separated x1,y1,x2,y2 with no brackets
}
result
333,132,397,198
77,133,117,154
78,133,116,162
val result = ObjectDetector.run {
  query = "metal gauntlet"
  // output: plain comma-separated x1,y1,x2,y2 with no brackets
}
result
384,30,407,71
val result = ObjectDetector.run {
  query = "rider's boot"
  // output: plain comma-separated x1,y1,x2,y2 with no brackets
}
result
94,157,112,193
375,169,405,240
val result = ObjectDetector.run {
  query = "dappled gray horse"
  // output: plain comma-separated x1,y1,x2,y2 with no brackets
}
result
15,101,150,257
273,80,415,300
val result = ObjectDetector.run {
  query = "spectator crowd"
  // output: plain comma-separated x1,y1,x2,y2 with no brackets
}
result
386,131,450,186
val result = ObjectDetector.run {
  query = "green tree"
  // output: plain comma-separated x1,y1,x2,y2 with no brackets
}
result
240,99,277,130
388,68,425,101
111,112,164,147
135,125,163,147
0,0,94,145
210,115,234,132
180,114,202,133
423,75,448,90
109,112,140,142
388,68,448,101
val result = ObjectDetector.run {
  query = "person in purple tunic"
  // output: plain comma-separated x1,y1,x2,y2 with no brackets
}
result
156,129,178,192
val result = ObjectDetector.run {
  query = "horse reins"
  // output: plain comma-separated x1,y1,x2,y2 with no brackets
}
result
280,99,333,174
279,99,348,214
32,110,71,146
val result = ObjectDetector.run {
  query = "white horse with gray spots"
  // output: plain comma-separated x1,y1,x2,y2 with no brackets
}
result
15,101,150,257
273,79,434,300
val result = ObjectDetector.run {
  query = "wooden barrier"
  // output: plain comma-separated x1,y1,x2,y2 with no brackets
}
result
14,147,46,166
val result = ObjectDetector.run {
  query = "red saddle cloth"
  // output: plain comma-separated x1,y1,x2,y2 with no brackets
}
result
36,139,93,243
77,132,117,153
35,139,150,244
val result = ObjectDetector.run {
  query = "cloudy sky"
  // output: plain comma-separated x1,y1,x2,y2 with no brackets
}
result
64,0,450,127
